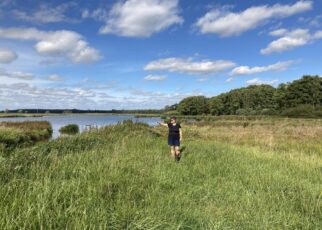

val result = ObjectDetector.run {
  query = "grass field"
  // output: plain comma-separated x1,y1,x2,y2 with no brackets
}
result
0,118,321,229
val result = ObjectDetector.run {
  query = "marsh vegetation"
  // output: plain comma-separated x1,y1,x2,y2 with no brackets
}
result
0,117,321,229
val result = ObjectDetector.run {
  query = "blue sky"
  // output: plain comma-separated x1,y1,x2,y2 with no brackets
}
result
0,0,321,110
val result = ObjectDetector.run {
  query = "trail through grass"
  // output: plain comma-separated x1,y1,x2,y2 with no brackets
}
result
0,121,321,229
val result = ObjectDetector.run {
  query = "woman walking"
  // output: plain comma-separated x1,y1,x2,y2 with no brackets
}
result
159,117,182,162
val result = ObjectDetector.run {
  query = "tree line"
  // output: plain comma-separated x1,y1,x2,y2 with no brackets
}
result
167,75,322,117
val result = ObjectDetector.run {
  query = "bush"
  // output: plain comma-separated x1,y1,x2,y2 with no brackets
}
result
59,124,79,135
236,109,258,116
280,104,322,118
261,108,278,116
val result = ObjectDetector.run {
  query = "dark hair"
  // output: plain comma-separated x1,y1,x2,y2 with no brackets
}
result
170,116,177,121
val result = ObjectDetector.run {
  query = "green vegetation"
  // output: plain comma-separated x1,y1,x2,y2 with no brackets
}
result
0,113,43,118
0,121,53,150
0,118,321,229
171,75,322,117
59,124,80,135
177,96,209,115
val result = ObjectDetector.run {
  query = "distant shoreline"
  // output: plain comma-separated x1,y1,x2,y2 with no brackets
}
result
0,113,162,118
0,114,44,118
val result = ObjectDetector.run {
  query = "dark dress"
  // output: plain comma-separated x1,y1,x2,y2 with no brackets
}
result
167,123,181,146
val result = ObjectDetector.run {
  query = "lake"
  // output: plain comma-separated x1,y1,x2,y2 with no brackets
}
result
0,114,162,138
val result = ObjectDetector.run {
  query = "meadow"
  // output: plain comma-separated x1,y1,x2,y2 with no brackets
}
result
0,117,321,229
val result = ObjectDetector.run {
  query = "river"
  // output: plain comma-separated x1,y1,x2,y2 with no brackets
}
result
0,114,162,138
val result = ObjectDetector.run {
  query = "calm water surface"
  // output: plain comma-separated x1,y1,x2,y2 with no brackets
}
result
0,115,162,138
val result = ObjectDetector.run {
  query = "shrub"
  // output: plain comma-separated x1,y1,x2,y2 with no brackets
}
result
261,108,278,116
236,109,248,116
280,104,322,118
59,124,79,135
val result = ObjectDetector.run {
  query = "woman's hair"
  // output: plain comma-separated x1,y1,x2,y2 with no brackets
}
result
170,116,177,121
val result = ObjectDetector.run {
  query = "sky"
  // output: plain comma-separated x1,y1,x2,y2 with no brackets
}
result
0,0,321,110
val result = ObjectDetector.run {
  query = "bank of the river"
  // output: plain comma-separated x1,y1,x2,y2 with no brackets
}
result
0,114,162,138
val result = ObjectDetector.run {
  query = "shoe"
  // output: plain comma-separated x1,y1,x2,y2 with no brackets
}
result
175,154,181,162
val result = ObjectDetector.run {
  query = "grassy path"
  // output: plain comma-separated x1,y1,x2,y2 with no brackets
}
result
0,123,321,229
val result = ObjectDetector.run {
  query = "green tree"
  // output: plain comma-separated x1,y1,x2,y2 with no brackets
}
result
284,75,322,108
177,96,209,115
219,85,276,115
208,96,224,115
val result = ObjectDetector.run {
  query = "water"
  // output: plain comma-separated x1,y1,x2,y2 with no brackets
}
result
0,114,162,138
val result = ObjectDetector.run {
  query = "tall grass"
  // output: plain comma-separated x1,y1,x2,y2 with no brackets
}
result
0,120,321,229
0,121,52,150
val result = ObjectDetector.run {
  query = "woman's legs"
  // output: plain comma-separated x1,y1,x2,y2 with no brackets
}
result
170,146,175,157
175,146,180,156
174,146,181,162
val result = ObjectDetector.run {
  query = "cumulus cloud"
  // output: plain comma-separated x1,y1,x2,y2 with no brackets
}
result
230,61,294,76
144,57,236,75
99,0,183,37
0,48,17,63
12,3,77,24
261,28,322,54
0,27,101,63
144,75,167,81
195,1,313,36
0,69,34,80
246,78,279,86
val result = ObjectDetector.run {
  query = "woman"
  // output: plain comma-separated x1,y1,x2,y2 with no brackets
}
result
159,117,182,162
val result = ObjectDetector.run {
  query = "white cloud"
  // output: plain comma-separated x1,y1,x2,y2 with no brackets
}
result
313,31,322,39
269,28,289,37
144,75,167,81
226,77,234,83
230,61,294,76
246,78,279,86
144,57,236,75
45,74,64,81
197,77,208,82
81,9,90,18
0,80,203,110
12,3,76,24
0,0,12,8
0,48,17,63
99,0,183,37
0,69,34,80
81,8,108,21
195,1,313,36
298,15,322,27
261,28,322,54
0,27,101,63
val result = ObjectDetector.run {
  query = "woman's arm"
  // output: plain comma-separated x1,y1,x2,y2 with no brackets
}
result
179,128,182,141
158,121,168,127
